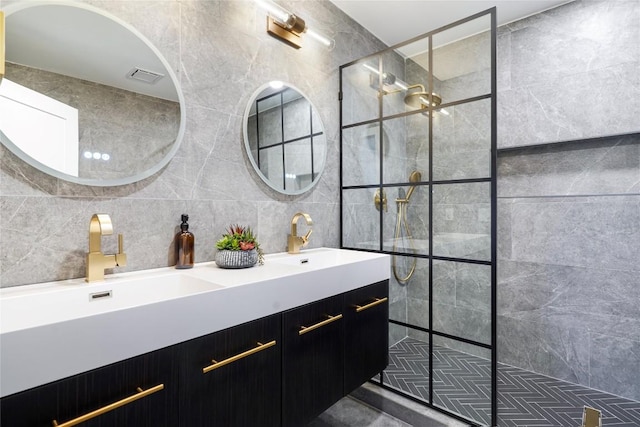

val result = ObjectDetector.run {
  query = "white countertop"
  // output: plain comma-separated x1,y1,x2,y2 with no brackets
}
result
0,248,389,398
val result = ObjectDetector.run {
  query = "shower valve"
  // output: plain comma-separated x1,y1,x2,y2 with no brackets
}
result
374,189,387,212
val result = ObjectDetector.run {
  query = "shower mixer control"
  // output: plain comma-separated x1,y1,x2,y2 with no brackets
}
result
374,189,387,212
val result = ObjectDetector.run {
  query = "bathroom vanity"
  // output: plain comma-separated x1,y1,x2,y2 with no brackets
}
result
0,248,389,427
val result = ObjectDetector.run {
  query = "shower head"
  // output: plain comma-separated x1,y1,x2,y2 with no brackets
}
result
405,170,421,202
404,84,442,110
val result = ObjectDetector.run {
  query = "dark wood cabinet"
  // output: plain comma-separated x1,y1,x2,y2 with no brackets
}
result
179,314,281,427
282,294,345,427
0,280,389,427
0,345,179,427
344,280,389,394
0,378,59,427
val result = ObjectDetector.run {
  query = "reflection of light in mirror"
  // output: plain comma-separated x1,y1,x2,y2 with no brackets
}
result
285,173,297,180
83,151,111,161
269,80,284,89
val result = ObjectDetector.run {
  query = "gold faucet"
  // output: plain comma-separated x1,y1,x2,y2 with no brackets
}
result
288,212,313,254
86,214,127,282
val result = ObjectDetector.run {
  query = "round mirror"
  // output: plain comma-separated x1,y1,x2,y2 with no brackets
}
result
0,1,185,186
243,82,327,195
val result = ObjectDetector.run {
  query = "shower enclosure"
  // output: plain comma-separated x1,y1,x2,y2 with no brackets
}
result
340,9,497,427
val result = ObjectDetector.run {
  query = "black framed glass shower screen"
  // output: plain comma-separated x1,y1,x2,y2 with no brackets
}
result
339,8,497,427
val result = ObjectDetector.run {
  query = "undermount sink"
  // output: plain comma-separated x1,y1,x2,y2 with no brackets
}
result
267,247,376,269
0,272,222,334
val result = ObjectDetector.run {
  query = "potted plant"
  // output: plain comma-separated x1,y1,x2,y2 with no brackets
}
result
215,225,264,268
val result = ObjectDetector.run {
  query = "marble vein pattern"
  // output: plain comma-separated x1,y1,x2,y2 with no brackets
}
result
0,0,387,288
497,133,640,400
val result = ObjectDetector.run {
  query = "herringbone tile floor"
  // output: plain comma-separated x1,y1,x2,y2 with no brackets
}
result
385,338,640,427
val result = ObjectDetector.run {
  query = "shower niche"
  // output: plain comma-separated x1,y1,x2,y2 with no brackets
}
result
340,9,497,427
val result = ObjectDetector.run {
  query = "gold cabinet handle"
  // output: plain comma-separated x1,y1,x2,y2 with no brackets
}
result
299,314,343,336
203,340,276,374
52,384,164,427
355,297,388,312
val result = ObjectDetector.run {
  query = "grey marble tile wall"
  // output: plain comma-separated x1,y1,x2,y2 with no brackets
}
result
495,0,640,403
433,23,492,105
497,133,640,401
497,0,640,147
0,0,387,288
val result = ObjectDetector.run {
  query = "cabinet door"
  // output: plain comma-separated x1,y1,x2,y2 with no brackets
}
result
1,379,59,427
344,280,389,394
282,294,344,427
1,346,179,427
180,314,281,427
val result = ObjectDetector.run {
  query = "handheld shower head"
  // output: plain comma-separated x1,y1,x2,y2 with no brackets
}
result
405,170,421,202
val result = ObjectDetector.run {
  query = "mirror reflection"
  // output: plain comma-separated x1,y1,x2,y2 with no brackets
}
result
244,82,326,195
0,2,184,186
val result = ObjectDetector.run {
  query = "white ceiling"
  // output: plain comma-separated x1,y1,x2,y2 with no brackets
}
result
330,0,572,48
3,3,178,102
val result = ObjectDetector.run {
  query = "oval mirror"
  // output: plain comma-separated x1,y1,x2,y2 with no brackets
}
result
243,82,327,195
0,1,185,186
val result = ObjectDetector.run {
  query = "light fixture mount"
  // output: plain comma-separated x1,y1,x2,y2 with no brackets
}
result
256,0,334,50
267,16,305,49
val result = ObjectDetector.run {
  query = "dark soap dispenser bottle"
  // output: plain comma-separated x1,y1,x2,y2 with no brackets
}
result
176,214,194,269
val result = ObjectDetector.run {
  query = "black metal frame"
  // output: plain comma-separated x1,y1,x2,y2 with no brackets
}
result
253,88,322,191
339,8,498,427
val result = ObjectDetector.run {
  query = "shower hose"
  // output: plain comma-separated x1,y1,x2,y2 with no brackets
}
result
392,171,420,285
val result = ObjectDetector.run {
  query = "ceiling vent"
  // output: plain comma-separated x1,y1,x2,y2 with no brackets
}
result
126,67,164,84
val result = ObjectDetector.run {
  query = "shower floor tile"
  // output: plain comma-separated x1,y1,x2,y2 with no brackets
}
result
386,338,640,426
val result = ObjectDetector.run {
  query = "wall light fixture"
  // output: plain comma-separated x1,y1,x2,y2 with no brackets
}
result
255,0,334,50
